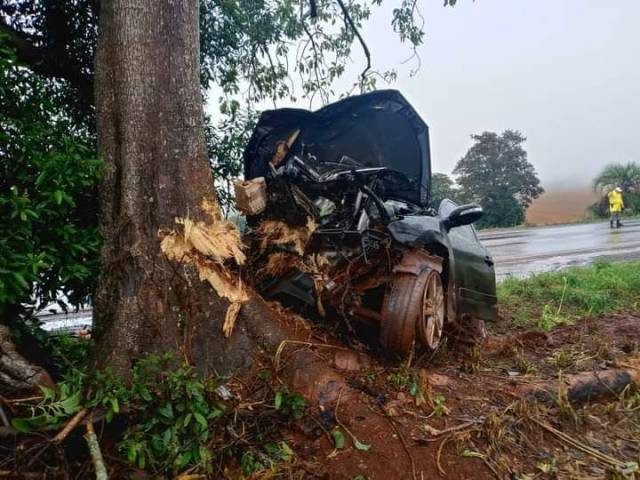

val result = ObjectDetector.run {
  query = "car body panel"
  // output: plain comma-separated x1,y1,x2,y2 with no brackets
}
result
244,90,431,206
439,199,498,322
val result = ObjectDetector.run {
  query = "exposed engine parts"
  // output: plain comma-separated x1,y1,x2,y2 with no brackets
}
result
240,90,498,356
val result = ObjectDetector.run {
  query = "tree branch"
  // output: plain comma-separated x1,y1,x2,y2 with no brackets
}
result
335,0,371,86
0,22,94,108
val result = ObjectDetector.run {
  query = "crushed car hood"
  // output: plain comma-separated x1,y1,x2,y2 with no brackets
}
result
243,90,431,206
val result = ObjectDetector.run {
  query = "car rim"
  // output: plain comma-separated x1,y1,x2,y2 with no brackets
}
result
417,270,445,350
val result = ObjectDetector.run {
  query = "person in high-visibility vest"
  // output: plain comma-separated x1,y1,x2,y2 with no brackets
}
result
607,187,624,228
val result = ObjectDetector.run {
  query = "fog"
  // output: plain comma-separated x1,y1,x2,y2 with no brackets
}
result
357,0,640,189
207,1,640,189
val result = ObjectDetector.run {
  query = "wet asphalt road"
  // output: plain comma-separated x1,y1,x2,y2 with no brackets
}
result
479,219,640,280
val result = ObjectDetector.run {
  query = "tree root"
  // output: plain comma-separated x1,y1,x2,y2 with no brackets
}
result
517,363,640,404
0,325,54,393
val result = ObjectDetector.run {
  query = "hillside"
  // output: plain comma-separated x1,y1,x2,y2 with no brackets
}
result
525,187,599,225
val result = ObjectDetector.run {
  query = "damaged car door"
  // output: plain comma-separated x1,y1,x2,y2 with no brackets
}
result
439,199,498,323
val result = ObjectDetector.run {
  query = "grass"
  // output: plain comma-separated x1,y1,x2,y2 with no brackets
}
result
498,260,640,330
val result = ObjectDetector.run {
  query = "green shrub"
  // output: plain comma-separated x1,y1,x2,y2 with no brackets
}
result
12,352,228,475
0,48,101,313
119,353,226,474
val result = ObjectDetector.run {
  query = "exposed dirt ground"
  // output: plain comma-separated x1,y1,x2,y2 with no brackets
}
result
2,310,638,479
281,312,640,480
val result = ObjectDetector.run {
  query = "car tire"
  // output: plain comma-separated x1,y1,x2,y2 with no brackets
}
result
380,268,431,355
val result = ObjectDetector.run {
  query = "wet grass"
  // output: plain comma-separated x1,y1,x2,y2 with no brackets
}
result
497,260,640,330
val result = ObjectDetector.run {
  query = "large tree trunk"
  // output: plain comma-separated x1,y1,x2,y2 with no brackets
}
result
93,0,287,376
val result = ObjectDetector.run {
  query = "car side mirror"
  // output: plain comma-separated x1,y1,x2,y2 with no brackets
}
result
443,203,483,231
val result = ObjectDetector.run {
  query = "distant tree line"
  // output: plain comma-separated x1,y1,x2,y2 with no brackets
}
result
430,130,544,229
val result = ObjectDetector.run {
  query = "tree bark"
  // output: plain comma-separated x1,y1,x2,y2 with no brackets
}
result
0,325,54,393
93,0,288,376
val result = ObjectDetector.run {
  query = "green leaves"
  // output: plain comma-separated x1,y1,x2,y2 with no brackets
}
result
116,353,228,475
331,429,345,449
453,130,543,229
331,428,371,451
273,388,307,420
0,49,101,310
193,412,208,428
11,380,83,433
353,439,371,451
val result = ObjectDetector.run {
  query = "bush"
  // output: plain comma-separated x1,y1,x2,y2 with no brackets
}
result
588,193,640,218
0,49,101,314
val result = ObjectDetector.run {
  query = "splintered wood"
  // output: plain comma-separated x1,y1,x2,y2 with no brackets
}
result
234,177,267,216
257,252,304,280
161,198,248,337
254,218,329,316
271,129,300,167
255,217,317,256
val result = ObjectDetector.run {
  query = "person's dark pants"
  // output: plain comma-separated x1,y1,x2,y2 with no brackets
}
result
610,212,622,228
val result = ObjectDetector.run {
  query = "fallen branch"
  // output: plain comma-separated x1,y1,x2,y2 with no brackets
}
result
530,417,628,469
436,433,452,477
421,419,481,439
5,396,43,404
518,366,640,404
53,408,89,443
383,411,417,480
84,416,108,480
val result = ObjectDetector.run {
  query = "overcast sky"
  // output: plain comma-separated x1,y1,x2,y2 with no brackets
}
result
357,0,640,188
209,1,640,189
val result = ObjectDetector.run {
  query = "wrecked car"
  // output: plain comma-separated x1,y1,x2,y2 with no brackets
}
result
239,90,497,355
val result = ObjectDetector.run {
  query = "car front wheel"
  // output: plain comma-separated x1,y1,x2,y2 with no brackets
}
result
380,262,445,355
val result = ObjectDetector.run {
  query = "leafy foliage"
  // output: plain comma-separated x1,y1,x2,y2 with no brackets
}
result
119,353,226,474
454,130,543,228
0,0,98,121
9,350,311,476
429,172,459,210
273,387,307,420
11,379,83,432
239,441,294,477
0,47,100,312
593,162,640,194
1,0,430,311
5,0,427,109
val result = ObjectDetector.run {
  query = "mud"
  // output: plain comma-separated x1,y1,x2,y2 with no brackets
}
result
285,313,640,479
